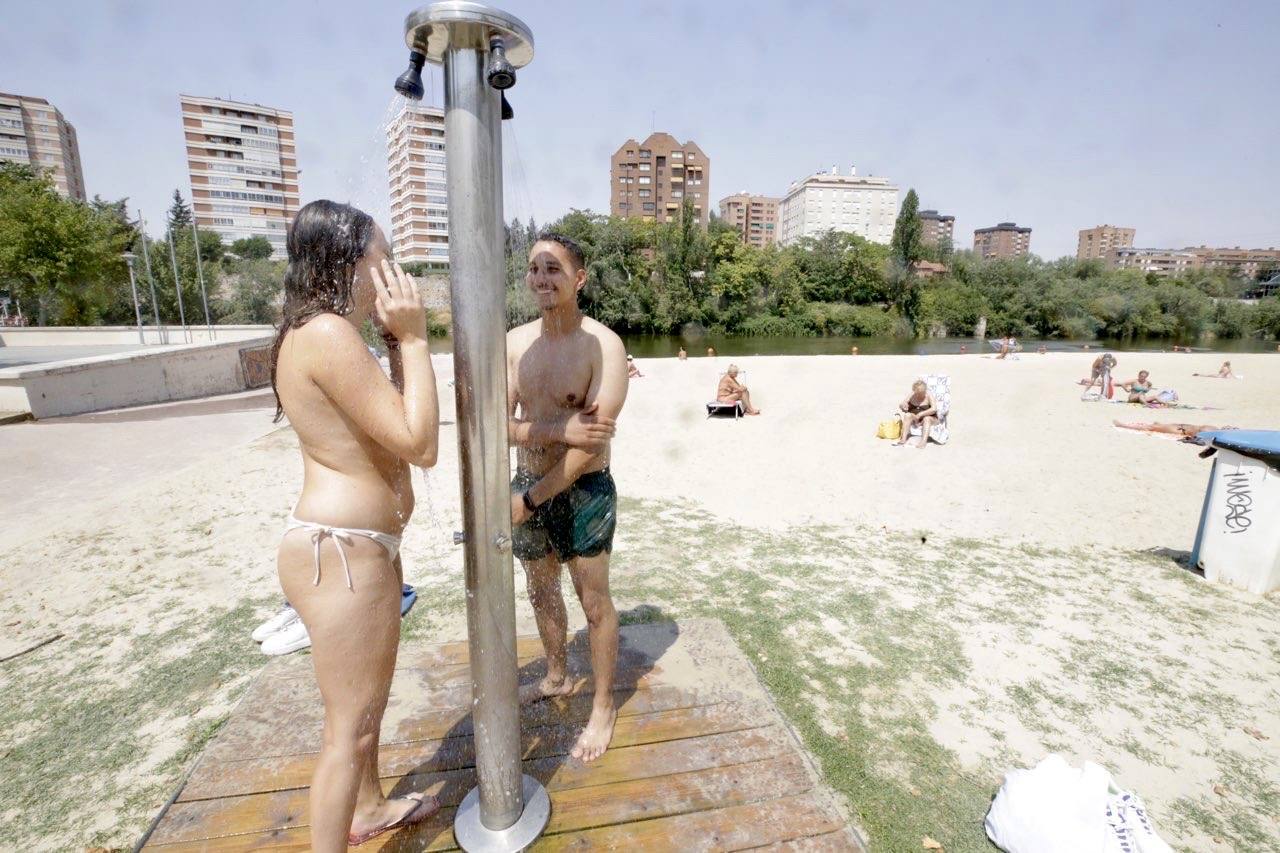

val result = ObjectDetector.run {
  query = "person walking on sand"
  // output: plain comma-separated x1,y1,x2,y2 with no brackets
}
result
894,379,937,449
507,233,628,764
716,364,761,415
271,201,441,849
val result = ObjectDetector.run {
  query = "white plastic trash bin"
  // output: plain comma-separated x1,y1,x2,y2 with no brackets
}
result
1192,448,1280,594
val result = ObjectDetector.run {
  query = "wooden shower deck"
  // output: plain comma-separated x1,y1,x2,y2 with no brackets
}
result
140,619,862,851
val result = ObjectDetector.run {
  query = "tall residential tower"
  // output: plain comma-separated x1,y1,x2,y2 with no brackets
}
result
610,132,710,225
718,192,779,247
0,92,86,200
386,101,449,266
180,95,299,259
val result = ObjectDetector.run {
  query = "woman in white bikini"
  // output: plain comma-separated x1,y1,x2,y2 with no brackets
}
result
271,200,440,849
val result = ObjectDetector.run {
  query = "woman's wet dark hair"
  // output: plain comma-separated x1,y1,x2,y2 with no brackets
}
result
270,200,376,421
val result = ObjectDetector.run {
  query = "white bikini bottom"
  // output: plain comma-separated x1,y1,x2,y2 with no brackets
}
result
284,515,402,591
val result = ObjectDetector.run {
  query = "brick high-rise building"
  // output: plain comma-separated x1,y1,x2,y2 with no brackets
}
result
918,209,955,249
1078,225,1135,261
776,166,899,246
0,92,86,200
1110,248,1199,277
974,222,1032,259
180,95,299,259
718,192,779,247
610,132,709,225
386,101,448,266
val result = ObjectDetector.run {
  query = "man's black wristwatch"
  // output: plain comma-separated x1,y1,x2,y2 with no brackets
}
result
521,490,538,513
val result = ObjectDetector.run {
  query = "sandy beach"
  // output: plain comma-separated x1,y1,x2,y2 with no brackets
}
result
1,348,1277,850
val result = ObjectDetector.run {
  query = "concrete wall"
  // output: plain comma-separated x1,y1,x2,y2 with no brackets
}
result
0,325,273,347
0,336,273,418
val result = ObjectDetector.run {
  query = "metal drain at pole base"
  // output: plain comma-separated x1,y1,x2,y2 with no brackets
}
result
453,774,550,853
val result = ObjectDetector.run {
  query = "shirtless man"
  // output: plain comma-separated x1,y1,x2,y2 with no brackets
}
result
507,233,628,763
716,364,761,415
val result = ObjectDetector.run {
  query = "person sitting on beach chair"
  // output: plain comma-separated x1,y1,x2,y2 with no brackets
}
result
894,379,938,449
716,364,760,415
1193,361,1234,379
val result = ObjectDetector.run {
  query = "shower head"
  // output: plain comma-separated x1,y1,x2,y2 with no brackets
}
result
394,50,427,99
486,35,516,89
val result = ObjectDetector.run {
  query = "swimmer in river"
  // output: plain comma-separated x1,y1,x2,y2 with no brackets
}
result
507,233,628,763
271,201,441,849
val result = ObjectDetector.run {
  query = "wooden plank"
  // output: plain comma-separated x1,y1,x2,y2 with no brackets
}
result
753,827,864,851
154,728,792,845
202,663,667,764
182,701,764,803
532,793,845,851
149,755,812,852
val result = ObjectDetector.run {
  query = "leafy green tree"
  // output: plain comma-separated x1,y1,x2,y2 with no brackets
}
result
218,258,284,323
890,188,923,268
230,236,273,260
0,163,135,324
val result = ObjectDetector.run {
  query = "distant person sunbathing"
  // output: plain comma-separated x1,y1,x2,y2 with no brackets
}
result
716,364,760,415
894,379,937,449
627,355,644,379
1113,420,1227,438
1193,361,1234,378
1116,370,1156,403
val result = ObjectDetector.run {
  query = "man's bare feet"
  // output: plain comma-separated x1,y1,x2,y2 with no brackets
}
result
518,673,575,704
570,703,617,763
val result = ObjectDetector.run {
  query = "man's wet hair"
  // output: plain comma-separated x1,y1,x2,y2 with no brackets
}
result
535,232,586,272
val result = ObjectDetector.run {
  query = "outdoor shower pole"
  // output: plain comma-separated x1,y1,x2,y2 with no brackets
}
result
399,4,546,850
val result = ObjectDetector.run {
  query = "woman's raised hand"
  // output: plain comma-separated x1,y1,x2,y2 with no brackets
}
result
373,259,428,344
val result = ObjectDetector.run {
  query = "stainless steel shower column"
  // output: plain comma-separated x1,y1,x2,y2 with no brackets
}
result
400,5,547,850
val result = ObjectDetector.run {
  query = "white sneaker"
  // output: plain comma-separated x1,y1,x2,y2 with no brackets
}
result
261,618,311,655
251,605,299,643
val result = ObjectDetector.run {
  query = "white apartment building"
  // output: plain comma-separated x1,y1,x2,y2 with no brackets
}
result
386,102,449,266
180,95,299,259
0,92,86,200
776,166,899,246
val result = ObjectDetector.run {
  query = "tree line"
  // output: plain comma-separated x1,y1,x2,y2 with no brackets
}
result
5,162,1278,343
0,163,283,326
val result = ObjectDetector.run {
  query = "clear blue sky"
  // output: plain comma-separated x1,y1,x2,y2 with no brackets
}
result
4,0,1278,259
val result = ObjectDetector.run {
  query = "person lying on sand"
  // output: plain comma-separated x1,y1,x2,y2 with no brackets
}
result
1193,361,1234,378
716,364,761,415
1116,370,1156,403
1113,421,1227,438
894,379,937,449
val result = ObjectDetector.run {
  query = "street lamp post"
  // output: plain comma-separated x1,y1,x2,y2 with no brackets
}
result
189,218,214,338
167,227,190,343
121,252,144,343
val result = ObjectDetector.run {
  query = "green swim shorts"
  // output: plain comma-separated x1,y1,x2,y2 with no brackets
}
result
511,468,617,562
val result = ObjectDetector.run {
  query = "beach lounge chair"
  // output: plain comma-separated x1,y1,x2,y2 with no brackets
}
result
706,400,745,419
907,373,951,445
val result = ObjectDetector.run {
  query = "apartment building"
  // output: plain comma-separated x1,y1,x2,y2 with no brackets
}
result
1184,246,1280,281
973,222,1032,259
610,132,710,225
1110,247,1200,277
1077,225,1135,261
718,192,779,247
776,166,899,246
918,209,955,248
386,101,448,266
0,92,86,200
179,95,299,259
